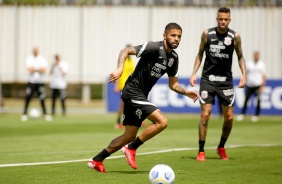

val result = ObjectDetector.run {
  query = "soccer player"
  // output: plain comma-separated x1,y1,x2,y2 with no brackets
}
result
21,47,52,122
88,23,199,172
114,44,135,129
190,7,246,161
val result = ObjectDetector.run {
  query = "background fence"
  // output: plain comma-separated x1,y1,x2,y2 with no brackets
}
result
0,6,281,85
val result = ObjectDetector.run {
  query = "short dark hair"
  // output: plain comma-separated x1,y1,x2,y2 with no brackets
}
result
165,23,182,33
218,7,230,13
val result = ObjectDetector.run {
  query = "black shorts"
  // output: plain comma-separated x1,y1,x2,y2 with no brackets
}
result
121,97,158,127
199,79,235,107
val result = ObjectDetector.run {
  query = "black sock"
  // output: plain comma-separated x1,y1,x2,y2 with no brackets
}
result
199,140,205,152
92,149,110,162
218,137,227,148
128,137,143,150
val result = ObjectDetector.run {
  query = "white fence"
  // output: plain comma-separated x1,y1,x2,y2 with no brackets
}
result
0,6,281,83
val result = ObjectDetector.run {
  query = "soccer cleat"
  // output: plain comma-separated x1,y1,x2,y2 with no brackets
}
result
236,114,245,121
21,115,28,122
217,148,229,160
87,160,107,173
114,123,124,129
141,121,147,127
44,115,53,122
196,152,206,162
122,145,137,169
251,116,259,122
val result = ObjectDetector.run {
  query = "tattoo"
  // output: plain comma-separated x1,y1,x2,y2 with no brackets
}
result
173,84,186,95
234,33,246,75
192,30,207,75
222,121,233,138
117,46,136,69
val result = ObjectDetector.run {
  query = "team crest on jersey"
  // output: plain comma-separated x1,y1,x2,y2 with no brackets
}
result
201,90,208,99
224,37,232,46
162,60,166,65
168,58,174,67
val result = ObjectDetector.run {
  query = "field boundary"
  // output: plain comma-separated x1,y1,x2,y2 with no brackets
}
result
0,143,281,168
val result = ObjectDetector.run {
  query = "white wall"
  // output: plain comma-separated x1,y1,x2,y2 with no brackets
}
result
0,6,281,83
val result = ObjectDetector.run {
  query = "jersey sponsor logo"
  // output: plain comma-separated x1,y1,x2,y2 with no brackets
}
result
201,90,208,99
210,45,225,49
223,88,234,96
209,45,229,58
224,37,232,46
209,75,227,82
162,60,166,65
151,63,165,78
168,58,174,67
135,109,142,119
155,63,166,70
211,38,217,41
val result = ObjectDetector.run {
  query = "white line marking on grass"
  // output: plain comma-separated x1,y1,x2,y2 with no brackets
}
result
0,143,281,168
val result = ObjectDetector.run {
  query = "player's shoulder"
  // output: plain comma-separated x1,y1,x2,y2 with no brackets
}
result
171,50,179,59
206,27,216,34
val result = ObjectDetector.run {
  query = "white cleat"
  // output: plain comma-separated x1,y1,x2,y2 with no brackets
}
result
21,115,28,122
44,115,53,122
251,116,259,122
236,114,245,121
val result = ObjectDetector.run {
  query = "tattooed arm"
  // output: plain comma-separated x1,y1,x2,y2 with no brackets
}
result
169,77,199,103
190,30,208,87
109,46,137,83
234,33,246,88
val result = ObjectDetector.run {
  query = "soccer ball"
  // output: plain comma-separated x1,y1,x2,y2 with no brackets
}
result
149,164,175,184
28,108,41,119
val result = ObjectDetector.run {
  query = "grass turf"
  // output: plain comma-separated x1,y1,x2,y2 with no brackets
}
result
0,113,281,183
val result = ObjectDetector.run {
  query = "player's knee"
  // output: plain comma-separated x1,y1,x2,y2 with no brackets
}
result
201,111,210,121
225,116,233,123
158,118,168,130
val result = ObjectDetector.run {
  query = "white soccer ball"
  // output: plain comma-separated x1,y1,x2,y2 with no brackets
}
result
149,164,175,184
28,108,41,119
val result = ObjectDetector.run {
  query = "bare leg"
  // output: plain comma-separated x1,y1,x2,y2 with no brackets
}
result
199,104,212,140
220,105,234,140
106,125,139,154
138,109,168,142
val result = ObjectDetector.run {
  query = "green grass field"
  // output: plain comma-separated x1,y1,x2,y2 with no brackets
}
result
0,113,281,184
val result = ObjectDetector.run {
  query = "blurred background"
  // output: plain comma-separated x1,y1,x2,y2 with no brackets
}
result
0,0,281,115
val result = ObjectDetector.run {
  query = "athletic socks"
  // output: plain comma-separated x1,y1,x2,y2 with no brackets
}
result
128,137,143,150
199,140,205,152
218,137,227,148
92,149,110,162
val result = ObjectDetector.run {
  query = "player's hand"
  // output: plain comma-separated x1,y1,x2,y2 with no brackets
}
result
186,91,199,103
190,75,197,87
238,75,246,88
109,70,122,83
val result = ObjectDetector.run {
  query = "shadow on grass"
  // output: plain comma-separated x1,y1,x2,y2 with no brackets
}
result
109,170,148,174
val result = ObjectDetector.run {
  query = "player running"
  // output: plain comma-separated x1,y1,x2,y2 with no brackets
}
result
88,23,198,172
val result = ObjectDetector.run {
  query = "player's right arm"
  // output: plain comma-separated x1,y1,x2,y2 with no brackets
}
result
190,30,207,87
109,46,136,83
